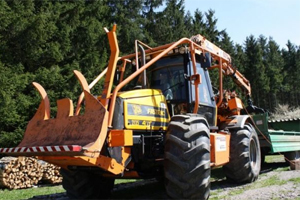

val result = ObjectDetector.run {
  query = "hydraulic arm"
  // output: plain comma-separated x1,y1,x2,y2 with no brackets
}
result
190,34,251,97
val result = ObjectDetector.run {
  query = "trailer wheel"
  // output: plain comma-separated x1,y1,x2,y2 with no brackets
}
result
223,123,261,183
164,115,210,200
60,169,115,199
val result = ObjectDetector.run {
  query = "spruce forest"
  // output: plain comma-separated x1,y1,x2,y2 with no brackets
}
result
0,0,299,148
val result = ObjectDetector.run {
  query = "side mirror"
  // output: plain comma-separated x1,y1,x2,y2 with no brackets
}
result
200,52,212,68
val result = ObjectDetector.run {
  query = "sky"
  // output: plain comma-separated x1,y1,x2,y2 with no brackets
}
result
184,0,300,49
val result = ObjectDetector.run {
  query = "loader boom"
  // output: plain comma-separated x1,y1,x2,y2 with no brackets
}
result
190,34,251,96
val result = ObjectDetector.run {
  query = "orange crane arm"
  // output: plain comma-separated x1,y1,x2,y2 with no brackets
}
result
191,34,251,97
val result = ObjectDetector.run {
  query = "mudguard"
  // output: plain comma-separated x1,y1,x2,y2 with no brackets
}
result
220,115,252,131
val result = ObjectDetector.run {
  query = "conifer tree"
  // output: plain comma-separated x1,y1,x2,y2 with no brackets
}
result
108,0,145,54
219,31,236,92
142,0,163,46
244,35,269,108
204,9,220,43
151,0,187,44
265,37,283,109
192,9,206,35
282,41,300,106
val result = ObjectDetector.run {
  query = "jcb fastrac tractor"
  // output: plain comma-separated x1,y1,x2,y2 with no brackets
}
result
0,25,263,199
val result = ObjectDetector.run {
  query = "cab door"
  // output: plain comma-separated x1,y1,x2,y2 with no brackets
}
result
187,55,217,127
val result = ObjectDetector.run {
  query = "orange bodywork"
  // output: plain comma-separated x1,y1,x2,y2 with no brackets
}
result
228,97,244,115
38,156,124,175
100,25,119,108
107,130,133,147
210,132,230,166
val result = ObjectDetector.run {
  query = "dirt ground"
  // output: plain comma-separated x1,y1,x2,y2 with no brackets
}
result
30,156,300,200
209,164,300,200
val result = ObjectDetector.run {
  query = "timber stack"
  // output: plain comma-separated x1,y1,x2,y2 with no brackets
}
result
40,161,62,184
0,157,62,189
0,157,42,189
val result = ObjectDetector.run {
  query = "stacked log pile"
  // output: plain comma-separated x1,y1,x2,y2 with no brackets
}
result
0,157,62,189
40,161,62,184
0,157,42,189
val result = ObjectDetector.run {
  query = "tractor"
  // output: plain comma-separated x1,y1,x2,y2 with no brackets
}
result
1,25,263,199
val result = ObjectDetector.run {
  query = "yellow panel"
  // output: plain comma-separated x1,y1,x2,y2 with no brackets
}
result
118,89,163,99
122,89,170,130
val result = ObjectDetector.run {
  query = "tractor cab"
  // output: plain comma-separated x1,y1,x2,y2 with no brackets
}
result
121,51,217,127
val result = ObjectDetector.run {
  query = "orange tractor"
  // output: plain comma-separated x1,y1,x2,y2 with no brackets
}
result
0,25,262,199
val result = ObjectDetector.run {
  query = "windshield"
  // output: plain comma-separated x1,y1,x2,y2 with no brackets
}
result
147,55,187,101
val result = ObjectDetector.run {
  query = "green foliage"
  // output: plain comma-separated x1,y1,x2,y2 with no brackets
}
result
244,35,270,108
0,185,65,200
0,0,298,148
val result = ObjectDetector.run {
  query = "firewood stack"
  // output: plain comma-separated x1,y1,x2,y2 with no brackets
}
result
0,157,43,189
40,161,62,184
0,157,63,189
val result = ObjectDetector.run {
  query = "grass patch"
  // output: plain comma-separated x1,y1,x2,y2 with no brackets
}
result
209,188,223,197
115,179,140,184
225,175,287,197
0,185,65,200
229,188,244,196
265,155,285,163
273,166,289,172
288,177,300,183
260,175,287,187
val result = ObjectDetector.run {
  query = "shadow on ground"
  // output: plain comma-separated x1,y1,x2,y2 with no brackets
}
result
29,161,290,199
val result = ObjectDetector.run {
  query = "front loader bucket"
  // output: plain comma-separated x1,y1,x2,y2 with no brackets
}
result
0,70,108,157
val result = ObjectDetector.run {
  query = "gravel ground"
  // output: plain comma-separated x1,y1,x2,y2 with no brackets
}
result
210,169,300,200
30,158,300,200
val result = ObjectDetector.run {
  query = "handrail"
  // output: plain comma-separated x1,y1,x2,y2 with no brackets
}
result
108,38,196,127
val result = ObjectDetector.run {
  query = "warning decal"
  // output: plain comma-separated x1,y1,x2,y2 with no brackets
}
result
216,136,227,152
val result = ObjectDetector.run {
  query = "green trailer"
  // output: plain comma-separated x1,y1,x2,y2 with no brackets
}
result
253,113,300,164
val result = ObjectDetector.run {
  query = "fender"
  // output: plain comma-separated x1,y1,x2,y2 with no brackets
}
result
220,115,252,130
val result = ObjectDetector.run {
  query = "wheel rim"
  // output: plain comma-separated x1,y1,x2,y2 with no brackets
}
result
250,139,257,168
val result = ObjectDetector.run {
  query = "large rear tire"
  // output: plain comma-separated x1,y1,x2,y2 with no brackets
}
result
60,169,115,199
164,115,210,199
223,123,261,183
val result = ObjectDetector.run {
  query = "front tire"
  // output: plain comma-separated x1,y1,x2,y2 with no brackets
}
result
223,123,261,183
164,115,210,199
60,169,115,199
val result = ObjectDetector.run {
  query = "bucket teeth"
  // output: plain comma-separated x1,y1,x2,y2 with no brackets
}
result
74,70,90,93
57,98,74,118
32,82,50,120
74,70,90,115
